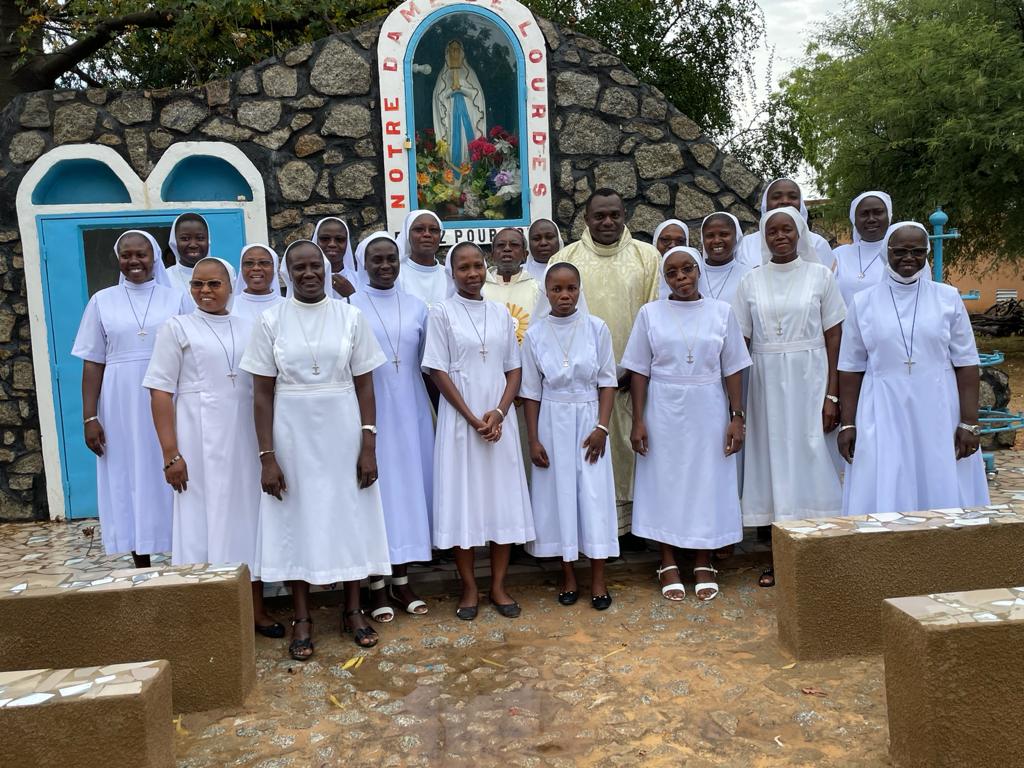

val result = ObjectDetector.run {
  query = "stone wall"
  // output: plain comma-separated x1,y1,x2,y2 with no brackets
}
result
0,16,762,520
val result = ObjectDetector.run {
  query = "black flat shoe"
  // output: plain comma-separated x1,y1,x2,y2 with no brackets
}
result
557,590,578,606
455,605,478,621
591,594,612,611
493,601,521,618
255,621,286,639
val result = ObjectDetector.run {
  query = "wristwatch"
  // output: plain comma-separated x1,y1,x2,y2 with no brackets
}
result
825,394,839,405
361,425,378,435
729,409,745,421
957,422,982,436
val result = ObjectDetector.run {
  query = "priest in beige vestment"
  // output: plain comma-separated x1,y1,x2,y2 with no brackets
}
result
557,189,661,534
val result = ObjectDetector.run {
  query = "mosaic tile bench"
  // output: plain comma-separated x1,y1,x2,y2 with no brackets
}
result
773,505,1024,659
0,561,255,713
883,588,1024,768
0,661,174,767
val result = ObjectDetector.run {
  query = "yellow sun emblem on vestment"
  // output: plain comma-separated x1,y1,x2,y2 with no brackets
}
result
507,303,530,345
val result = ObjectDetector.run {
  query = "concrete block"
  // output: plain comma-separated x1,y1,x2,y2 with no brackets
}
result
883,588,1024,768
0,660,173,767
0,564,255,712
774,506,1024,659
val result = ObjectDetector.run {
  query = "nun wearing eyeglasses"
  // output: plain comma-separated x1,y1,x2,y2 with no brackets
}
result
143,257,282,638
232,243,284,323
838,221,989,516
72,230,188,566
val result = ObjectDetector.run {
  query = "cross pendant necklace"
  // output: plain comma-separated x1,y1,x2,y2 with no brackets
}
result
365,292,402,373
857,245,880,280
888,280,921,375
459,300,489,362
677,303,702,365
547,316,580,369
198,315,239,388
124,284,156,339
294,302,328,376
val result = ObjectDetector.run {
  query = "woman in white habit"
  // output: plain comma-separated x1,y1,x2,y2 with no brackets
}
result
833,191,893,307
231,243,284,324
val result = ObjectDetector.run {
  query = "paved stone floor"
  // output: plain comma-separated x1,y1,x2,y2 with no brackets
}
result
3,450,1023,767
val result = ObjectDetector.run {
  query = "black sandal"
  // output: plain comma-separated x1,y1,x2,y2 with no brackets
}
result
255,621,286,639
557,590,578,606
759,567,775,588
342,608,379,648
288,617,314,661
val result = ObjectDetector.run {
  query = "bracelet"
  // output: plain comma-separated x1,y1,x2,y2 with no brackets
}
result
729,409,745,421
163,454,182,471
595,424,609,435
84,416,99,425
825,394,839,405
494,407,505,421
258,449,275,458
838,424,856,433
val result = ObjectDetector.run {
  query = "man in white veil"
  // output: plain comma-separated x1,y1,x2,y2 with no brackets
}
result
432,40,487,168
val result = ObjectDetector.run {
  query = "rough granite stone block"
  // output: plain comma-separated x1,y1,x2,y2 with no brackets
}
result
883,588,1024,768
0,660,174,767
774,506,1024,659
0,564,254,712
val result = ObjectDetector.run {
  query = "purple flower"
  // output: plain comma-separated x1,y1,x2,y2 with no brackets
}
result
494,170,512,187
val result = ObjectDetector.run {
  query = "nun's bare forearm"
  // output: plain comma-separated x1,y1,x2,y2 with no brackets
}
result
252,374,277,453
954,364,980,424
149,389,179,462
429,369,480,426
838,371,864,426
497,368,521,415
81,360,105,419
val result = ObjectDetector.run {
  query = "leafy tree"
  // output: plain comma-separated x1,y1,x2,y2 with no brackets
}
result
0,0,389,107
783,0,1024,266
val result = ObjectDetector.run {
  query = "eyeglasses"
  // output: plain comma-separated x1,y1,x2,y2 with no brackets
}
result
667,264,699,276
189,279,225,290
241,260,274,268
889,247,928,259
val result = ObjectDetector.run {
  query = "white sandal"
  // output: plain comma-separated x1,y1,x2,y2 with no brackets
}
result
693,566,720,602
368,578,395,623
656,565,686,601
390,575,427,615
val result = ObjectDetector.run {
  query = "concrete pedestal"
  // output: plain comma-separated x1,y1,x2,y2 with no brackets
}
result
883,588,1024,768
773,506,1024,659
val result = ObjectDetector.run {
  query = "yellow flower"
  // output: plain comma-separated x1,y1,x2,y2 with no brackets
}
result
507,303,530,344
417,172,428,185
444,168,455,184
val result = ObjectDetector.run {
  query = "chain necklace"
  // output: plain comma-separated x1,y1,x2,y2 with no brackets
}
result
766,261,801,337
123,284,156,338
676,301,702,364
293,301,328,375
459,300,489,361
365,292,402,372
704,263,736,300
198,315,238,386
546,315,581,368
888,279,921,374
857,244,881,280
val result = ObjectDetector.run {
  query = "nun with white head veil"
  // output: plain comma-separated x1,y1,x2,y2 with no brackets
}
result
165,212,212,303
232,243,284,323
71,230,188,563
396,209,453,307
832,191,893,306
736,178,836,270
312,217,360,299
524,218,565,284
731,207,847,587
652,218,690,299
144,256,282,637
838,221,988,516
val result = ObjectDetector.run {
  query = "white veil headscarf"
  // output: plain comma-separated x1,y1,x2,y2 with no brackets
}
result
848,191,894,243
525,218,565,279
191,256,237,312
114,230,171,288
279,240,332,297
355,232,401,287
234,243,282,297
699,212,744,264
880,221,933,284
168,213,211,268
312,217,357,277
397,209,443,264
760,207,819,265
653,219,690,250
660,246,703,287
761,178,809,219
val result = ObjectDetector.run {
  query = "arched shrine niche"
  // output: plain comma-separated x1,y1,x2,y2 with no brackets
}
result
379,0,553,243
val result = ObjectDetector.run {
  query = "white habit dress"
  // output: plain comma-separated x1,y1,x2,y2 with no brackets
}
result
239,297,392,583
399,260,453,308
422,295,535,548
732,259,847,524
622,299,751,548
143,312,261,574
71,281,184,554
834,241,886,309
839,276,990,514
520,312,619,561
232,290,284,325
351,285,434,565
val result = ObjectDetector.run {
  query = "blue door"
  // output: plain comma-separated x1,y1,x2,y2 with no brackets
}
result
38,209,248,519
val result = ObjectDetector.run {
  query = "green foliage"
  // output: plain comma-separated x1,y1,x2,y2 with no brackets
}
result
526,0,765,137
783,0,1024,265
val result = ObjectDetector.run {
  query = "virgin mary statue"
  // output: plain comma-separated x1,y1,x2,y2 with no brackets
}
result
432,39,487,168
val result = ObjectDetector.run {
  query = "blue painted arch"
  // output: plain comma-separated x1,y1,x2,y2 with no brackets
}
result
31,159,131,205
161,155,254,202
